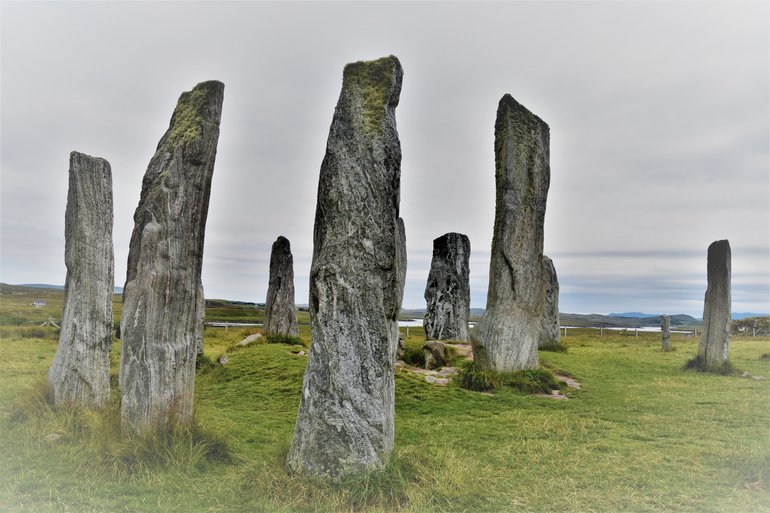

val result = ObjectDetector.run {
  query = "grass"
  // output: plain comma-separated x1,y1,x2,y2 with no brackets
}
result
0,298,768,512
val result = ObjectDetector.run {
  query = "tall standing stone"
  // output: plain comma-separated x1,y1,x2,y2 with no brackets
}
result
695,239,731,370
471,94,550,371
661,314,671,351
538,255,560,349
264,235,299,337
286,56,405,480
120,81,224,433
48,151,114,408
424,232,471,341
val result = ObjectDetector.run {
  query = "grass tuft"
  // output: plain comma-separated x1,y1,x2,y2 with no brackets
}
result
683,355,737,375
539,342,568,353
460,362,563,394
6,378,232,481
263,333,305,347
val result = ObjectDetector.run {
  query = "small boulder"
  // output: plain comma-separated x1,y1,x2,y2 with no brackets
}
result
424,341,447,370
425,375,449,386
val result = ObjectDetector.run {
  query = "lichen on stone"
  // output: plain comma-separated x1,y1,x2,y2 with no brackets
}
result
166,81,221,146
342,55,401,136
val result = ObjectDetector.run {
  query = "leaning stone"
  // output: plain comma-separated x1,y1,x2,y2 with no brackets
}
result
119,81,224,433
661,314,671,351
286,56,405,481
695,240,731,371
538,256,560,349
264,236,299,337
424,233,471,341
471,94,551,372
48,151,113,409
423,341,447,370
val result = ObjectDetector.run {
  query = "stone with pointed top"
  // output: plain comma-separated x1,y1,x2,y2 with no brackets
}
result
119,80,224,433
264,236,299,337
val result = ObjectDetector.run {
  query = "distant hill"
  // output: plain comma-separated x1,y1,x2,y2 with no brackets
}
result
608,312,657,318
19,283,64,290
18,283,123,293
733,312,768,320
561,312,701,329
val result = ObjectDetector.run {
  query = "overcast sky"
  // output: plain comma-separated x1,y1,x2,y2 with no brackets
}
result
1,1,768,316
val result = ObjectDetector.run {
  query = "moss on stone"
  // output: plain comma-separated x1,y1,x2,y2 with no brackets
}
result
166,81,221,146
342,55,401,136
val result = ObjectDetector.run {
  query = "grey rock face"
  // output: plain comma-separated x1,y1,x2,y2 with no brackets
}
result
696,240,731,369
423,341,447,370
661,314,671,352
264,236,299,337
286,56,405,480
538,256,560,349
423,233,470,341
119,81,224,433
471,94,550,372
48,151,114,409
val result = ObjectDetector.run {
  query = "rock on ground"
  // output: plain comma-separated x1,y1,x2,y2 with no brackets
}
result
424,232,471,341
264,236,299,337
286,56,405,481
48,151,114,409
423,341,448,370
119,80,224,433
471,94,551,372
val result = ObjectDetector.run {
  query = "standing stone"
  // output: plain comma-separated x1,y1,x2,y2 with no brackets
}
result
424,232,471,341
48,151,114,409
120,81,224,433
696,239,731,370
264,236,299,337
286,56,405,480
471,94,550,372
538,255,560,349
661,314,671,351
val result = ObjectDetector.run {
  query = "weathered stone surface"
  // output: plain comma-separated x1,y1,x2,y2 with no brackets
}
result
120,80,224,433
48,151,114,409
538,255,560,349
696,239,731,369
424,232,470,341
661,314,671,351
264,236,299,337
397,333,405,360
423,341,447,369
471,94,550,372
286,56,405,480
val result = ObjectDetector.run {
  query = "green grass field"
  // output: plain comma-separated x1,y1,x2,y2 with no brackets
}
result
0,287,768,512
